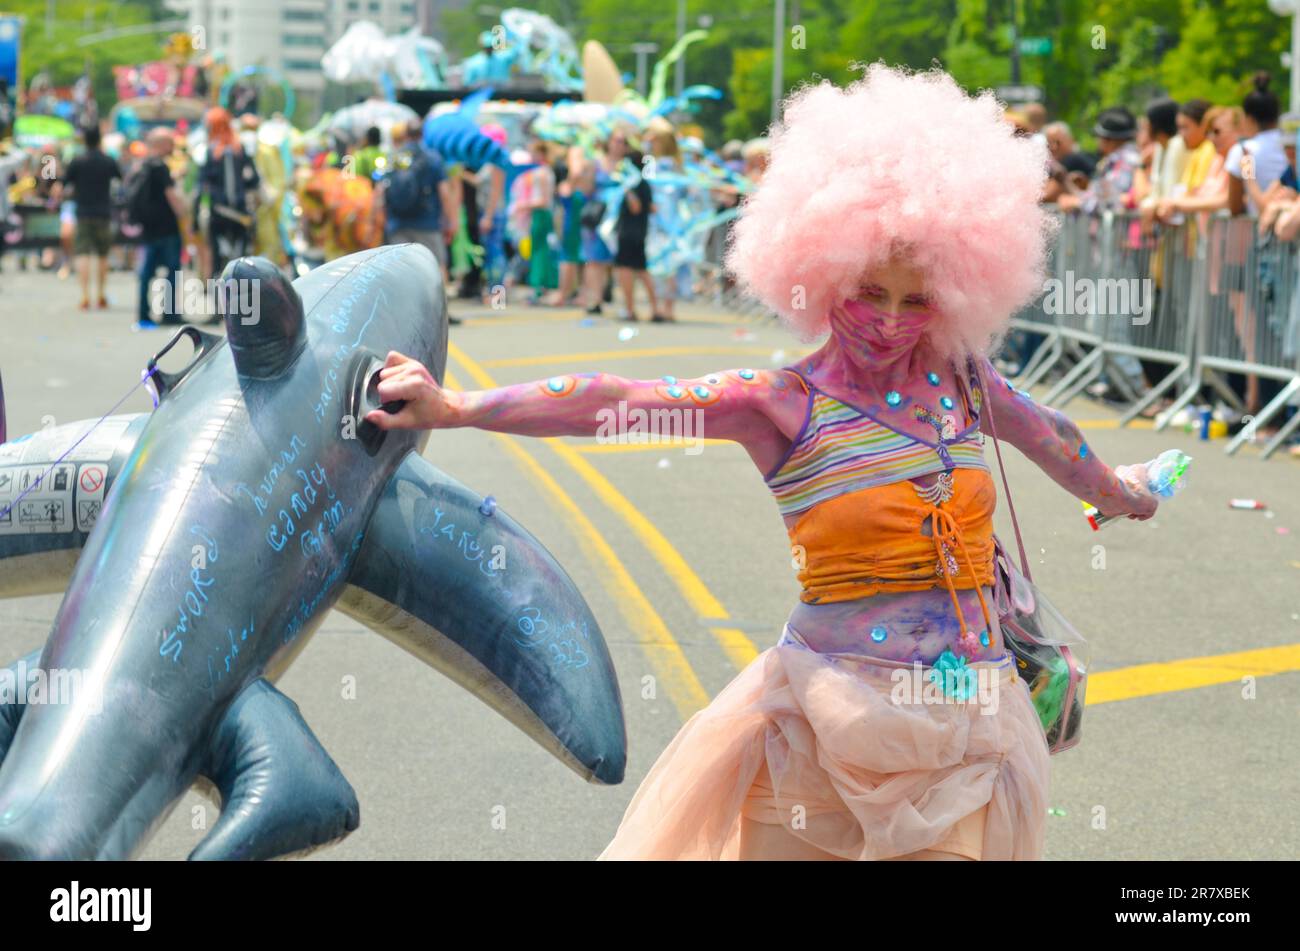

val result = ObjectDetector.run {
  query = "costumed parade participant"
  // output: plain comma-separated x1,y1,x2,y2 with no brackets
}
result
198,107,260,278
364,65,1163,861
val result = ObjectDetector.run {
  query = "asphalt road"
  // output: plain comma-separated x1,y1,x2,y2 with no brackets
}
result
1,262,1297,860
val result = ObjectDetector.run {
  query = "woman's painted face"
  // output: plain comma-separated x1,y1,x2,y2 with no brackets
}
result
829,264,937,367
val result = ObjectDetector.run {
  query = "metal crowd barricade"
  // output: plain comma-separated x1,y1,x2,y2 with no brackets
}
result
1009,207,1300,459
1183,215,1300,458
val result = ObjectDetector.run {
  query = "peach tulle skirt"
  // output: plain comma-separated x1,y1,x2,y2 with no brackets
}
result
599,628,1050,861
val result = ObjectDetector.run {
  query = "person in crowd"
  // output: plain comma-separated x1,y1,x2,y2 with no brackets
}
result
579,129,626,315
1220,74,1287,417
547,144,587,307
1056,107,1149,401
1044,121,1075,163
57,125,121,310
720,139,744,174
35,147,74,277
384,120,455,294
1136,98,1189,232
613,146,657,322
518,137,558,304
1159,106,1240,222
740,137,770,184
352,125,384,181
0,131,27,288
132,128,187,330
1227,73,1286,217
1057,107,1141,214
645,119,688,322
199,107,259,279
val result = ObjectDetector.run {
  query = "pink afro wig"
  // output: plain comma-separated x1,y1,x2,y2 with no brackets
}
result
726,63,1056,361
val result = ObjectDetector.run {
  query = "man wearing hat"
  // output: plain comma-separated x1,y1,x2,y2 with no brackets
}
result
1058,107,1141,215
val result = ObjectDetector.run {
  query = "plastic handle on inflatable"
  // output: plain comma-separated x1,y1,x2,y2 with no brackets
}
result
144,326,226,405
349,351,408,457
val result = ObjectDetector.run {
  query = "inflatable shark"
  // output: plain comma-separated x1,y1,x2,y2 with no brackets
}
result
0,244,626,859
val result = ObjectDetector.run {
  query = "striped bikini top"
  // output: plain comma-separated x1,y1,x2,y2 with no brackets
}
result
765,358,989,519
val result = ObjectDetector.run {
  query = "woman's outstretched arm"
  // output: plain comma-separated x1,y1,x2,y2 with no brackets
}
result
977,357,1157,519
363,351,806,469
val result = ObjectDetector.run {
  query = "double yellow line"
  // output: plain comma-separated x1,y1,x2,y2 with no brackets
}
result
448,342,762,720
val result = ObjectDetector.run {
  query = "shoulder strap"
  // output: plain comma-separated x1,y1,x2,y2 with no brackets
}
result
780,366,812,397
971,355,1033,582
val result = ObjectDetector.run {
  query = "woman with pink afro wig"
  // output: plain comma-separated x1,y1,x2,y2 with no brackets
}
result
728,63,1056,360
364,63,1161,861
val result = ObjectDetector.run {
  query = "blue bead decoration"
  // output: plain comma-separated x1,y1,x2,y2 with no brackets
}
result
885,390,902,407
940,395,954,410
546,377,566,392
927,372,941,386
661,375,677,384
666,385,684,399
738,369,755,380
980,629,990,647
870,625,888,643
1079,442,1089,459
692,385,711,399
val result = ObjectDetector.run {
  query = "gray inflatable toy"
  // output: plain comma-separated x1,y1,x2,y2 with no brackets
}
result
0,244,626,859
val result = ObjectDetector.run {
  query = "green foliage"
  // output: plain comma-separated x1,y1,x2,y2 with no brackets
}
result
7,1,175,117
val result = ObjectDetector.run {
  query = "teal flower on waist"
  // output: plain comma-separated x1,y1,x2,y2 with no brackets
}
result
929,649,978,700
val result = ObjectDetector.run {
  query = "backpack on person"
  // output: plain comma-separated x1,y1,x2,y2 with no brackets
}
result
385,148,435,220
124,159,158,225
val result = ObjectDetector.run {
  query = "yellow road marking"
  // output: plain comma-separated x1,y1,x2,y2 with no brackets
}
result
1074,419,1155,430
574,439,732,454
546,439,761,668
1087,642,1300,705
448,342,711,717
461,313,582,327
481,346,799,369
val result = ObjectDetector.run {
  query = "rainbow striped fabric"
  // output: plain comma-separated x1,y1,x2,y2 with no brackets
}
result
766,376,989,519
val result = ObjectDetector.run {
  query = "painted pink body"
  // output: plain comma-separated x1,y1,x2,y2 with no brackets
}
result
387,312,1151,665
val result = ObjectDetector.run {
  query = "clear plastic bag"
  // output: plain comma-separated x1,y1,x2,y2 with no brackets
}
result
993,538,1089,754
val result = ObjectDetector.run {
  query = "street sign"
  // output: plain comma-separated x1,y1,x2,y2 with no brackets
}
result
995,84,1045,104
1018,36,1053,56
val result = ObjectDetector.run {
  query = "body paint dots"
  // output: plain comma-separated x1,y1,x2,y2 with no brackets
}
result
542,376,577,397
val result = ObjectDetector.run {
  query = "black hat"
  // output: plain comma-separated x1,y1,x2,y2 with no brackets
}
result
1060,151,1097,178
1092,107,1137,141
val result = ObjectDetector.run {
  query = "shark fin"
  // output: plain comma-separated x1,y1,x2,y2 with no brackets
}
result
337,451,627,785
190,679,360,861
